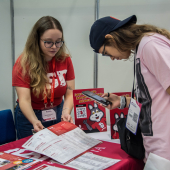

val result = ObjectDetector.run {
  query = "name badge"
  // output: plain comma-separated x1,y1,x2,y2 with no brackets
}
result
126,98,142,134
42,109,57,122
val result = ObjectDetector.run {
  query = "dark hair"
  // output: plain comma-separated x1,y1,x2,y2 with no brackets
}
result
104,23,170,53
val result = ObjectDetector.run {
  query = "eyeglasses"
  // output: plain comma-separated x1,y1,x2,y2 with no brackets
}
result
102,43,110,57
41,39,64,48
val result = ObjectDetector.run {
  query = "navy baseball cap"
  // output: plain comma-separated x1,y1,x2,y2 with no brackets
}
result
89,15,137,53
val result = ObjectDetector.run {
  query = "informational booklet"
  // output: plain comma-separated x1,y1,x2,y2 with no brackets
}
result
22,121,102,165
0,152,40,170
28,153,121,170
66,152,120,170
73,88,107,133
110,92,131,139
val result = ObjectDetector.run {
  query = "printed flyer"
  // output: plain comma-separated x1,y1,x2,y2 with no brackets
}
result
22,121,101,165
73,88,107,133
110,92,131,139
0,152,39,170
1,135,123,170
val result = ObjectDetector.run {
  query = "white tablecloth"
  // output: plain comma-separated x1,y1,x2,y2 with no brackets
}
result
86,125,120,144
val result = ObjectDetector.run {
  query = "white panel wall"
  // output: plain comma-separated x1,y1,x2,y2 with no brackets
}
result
0,0,13,112
14,0,95,120
98,0,170,93
98,0,170,124
14,0,95,89
1,0,170,124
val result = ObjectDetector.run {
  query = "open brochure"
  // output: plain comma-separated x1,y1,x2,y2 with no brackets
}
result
28,153,120,170
66,152,120,170
22,121,102,165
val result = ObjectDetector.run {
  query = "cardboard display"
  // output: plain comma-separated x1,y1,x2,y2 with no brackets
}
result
73,88,107,133
110,92,131,139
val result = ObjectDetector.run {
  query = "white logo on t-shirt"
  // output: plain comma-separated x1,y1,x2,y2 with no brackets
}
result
57,70,67,86
46,70,67,89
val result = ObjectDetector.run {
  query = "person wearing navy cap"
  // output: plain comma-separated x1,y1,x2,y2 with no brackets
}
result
89,15,170,164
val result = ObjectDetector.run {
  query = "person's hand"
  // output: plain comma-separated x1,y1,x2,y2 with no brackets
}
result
98,93,121,110
61,113,73,123
32,120,44,132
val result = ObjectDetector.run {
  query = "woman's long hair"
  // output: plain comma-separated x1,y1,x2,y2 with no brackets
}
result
105,23,170,53
19,16,68,98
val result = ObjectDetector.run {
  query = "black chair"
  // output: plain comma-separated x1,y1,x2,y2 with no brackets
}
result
0,109,16,145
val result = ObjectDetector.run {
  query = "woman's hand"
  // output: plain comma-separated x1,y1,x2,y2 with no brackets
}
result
61,79,75,124
15,87,45,133
32,120,44,132
61,112,73,123
99,93,121,110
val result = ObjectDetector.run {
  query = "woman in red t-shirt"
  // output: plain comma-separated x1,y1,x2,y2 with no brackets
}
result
12,16,75,139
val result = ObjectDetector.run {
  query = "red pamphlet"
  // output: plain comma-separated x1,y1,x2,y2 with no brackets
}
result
73,88,107,133
110,92,131,139
0,152,40,170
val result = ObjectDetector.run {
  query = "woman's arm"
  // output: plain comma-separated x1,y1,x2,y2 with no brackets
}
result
61,79,75,123
125,97,131,108
15,86,44,132
101,85,170,109
101,93,131,110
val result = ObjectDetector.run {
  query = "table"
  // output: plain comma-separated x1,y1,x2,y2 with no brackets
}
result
0,127,144,170
86,125,144,169
87,125,120,144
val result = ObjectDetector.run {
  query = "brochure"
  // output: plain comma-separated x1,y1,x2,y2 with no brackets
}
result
28,153,121,170
66,152,120,170
110,92,131,139
73,88,107,133
0,152,39,170
22,121,102,165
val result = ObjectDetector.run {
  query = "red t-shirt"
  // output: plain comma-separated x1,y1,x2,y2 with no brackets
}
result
12,56,75,110
91,117,107,132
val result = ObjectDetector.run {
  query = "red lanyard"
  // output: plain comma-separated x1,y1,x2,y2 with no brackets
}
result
44,57,55,108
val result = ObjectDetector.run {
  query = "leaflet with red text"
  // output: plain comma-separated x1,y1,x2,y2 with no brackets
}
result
0,152,40,170
22,121,101,165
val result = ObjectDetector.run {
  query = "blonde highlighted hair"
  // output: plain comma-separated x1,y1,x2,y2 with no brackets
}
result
19,16,68,97
105,23,170,53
